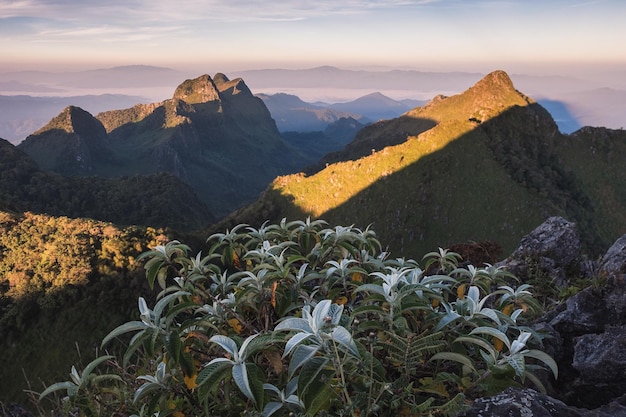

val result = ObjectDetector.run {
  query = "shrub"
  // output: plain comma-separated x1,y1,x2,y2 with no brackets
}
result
38,219,557,416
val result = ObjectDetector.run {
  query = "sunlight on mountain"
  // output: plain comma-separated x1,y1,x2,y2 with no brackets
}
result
273,118,477,216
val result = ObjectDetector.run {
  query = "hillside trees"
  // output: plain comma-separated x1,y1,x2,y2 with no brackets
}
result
39,219,557,416
0,211,171,403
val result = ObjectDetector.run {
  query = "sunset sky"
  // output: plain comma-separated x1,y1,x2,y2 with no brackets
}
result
1,0,625,76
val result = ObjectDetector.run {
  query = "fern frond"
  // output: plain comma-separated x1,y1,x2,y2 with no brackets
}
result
382,330,447,375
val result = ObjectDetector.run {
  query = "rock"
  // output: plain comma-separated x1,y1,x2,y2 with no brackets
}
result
460,388,626,417
540,277,626,407
460,387,583,417
599,234,626,278
499,216,581,288
570,326,626,406
172,74,221,104
573,327,626,382
459,230,626,416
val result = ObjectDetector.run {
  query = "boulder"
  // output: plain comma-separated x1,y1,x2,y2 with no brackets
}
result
599,234,626,278
460,388,626,417
478,224,626,414
499,216,581,288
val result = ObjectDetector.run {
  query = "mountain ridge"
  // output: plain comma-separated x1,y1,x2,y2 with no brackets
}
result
211,70,624,257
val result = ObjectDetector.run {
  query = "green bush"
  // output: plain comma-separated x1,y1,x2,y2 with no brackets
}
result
38,219,557,417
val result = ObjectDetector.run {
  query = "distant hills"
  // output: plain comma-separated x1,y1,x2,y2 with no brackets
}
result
257,92,365,132
0,65,183,92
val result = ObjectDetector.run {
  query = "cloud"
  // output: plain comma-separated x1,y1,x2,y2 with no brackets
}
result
0,0,442,22
0,0,450,45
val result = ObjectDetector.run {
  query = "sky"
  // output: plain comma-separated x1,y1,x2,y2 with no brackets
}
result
1,0,626,76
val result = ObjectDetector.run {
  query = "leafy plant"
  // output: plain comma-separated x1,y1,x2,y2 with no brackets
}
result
38,218,557,416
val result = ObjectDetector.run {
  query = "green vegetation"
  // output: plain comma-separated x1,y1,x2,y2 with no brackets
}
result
38,219,556,416
0,211,170,403
0,139,214,231
553,127,626,250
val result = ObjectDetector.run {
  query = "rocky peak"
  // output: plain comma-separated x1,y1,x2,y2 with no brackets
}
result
409,70,536,125
466,70,533,109
474,70,516,92
35,105,105,137
172,74,221,104
213,72,230,85
216,76,253,97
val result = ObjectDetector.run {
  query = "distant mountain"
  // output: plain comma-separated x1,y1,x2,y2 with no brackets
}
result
258,91,420,135
281,117,366,163
323,92,423,121
257,92,365,132
0,94,151,144
213,70,626,257
234,66,485,92
17,73,310,218
0,65,184,90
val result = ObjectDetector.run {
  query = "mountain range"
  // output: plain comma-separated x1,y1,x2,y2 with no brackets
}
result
2,65,625,144
16,73,312,219
0,89,420,145
2,69,624,256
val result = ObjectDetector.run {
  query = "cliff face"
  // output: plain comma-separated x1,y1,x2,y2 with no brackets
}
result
17,73,307,218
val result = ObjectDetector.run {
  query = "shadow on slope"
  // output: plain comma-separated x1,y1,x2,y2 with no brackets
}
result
318,103,602,257
216,103,612,260
306,115,437,174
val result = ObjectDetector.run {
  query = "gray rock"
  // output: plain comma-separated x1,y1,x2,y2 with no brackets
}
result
460,388,626,417
600,234,626,278
499,216,581,287
460,387,583,417
573,326,626,381
464,230,626,416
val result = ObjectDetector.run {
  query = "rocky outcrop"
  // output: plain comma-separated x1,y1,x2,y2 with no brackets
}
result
498,216,582,288
600,235,626,277
172,74,221,104
469,217,626,416
461,387,626,417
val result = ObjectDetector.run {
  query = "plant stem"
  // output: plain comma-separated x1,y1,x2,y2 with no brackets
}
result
330,338,352,410
365,339,375,417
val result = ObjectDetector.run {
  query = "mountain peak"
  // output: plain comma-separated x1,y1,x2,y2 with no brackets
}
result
477,70,515,90
172,74,220,104
465,70,529,105
34,105,103,136
409,69,534,125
